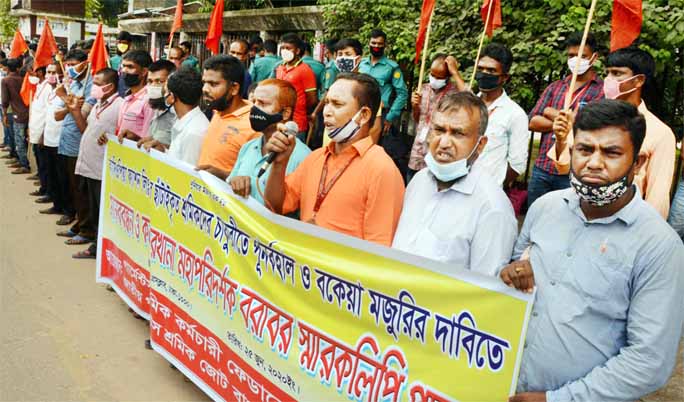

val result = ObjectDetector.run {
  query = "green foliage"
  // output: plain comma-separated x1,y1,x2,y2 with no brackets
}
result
319,0,684,131
87,0,128,25
0,0,18,41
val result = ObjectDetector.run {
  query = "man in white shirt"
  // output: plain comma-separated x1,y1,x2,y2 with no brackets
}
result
474,43,530,188
392,92,517,275
145,67,209,166
27,66,50,198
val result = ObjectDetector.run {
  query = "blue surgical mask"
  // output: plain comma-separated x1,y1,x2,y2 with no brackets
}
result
424,137,482,182
67,65,81,79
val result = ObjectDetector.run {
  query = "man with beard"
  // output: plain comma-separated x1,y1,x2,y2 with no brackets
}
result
196,55,258,180
135,60,177,151
116,50,154,142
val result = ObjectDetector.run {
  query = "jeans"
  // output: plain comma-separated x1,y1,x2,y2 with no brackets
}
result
527,165,570,208
3,111,16,156
667,177,684,243
12,118,28,168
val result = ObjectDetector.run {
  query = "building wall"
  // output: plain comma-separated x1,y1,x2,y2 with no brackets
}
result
17,0,85,17
19,16,84,47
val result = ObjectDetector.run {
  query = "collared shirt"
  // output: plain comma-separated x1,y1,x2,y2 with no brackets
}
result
529,74,603,174
477,90,530,185
359,56,408,123
182,55,200,72
58,76,94,157
513,188,684,401
302,55,325,95
1,72,29,123
43,87,64,148
274,59,317,132
281,136,405,247
75,95,123,180
167,107,210,166
116,86,155,139
150,108,177,145
408,82,458,171
28,81,52,144
197,102,259,173
547,101,676,219
392,165,517,274
321,60,338,94
249,54,281,84
229,134,311,205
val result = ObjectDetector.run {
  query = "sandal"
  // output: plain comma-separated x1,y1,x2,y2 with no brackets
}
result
56,215,75,225
72,248,96,259
29,190,43,196
65,235,92,245
57,229,77,238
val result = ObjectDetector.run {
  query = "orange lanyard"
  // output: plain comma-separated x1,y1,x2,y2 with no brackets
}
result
313,153,358,215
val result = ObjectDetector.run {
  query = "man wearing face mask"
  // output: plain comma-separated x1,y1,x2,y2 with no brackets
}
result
229,79,311,204
113,31,132,96
196,55,258,180
526,32,604,209
116,50,155,142
135,60,177,151
502,100,684,402
27,66,51,196
359,29,408,155
474,43,530,188
249,39,280,84
264,73,405,246
36,63,64,208
548,47,676,219
272,33,318,138
1,58,30,173
393,92,516,274
407,53,464,180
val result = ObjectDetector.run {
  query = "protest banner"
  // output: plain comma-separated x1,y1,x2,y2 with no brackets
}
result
96,139,534,401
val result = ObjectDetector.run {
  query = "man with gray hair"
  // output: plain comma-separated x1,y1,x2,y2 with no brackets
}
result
392,92,517,275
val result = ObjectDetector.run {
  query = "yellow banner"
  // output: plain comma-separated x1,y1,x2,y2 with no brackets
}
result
96,139,533,402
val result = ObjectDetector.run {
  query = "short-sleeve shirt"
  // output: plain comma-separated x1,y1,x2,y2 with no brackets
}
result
116,86,155,139
58,76,94,157
358,56,408,123
43,88,64,148
281,136,405,246
275,60,317,132
28,81,52,144
249,54,281,84
76,95,123,180
197,103,260,173
302,55,325,95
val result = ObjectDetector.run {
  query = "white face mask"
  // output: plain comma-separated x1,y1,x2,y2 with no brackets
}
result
28,75,40,85
429,75,447,90
567,56,593,75
147,85,164,100
327,110,362,143
425,137,482,182
281,49,295,63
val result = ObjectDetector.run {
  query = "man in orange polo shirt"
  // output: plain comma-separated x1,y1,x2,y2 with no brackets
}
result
196,55,258,180
264,73,405,247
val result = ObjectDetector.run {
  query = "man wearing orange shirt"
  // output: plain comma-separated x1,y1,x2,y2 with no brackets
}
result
263,73,405,247
196,55,259,180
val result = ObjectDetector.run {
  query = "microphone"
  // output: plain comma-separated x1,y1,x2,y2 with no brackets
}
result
257,121,299,178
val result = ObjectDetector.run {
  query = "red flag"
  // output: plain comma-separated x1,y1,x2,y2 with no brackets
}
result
34,19,58,70
611,0,642,51
9,29,28,59
168,0,184,45
19,73,36,106
480,0,502,38
205,0,224,55
88,23,110,74
414,0,437,64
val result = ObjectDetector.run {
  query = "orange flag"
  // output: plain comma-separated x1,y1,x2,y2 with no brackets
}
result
205,0,224,55
9,29,28,59
611,0,642,51
414,0,437,64
19,73,36,106
168,0,184,45
481,0,502,38
88,23,110,74
34,19,58,70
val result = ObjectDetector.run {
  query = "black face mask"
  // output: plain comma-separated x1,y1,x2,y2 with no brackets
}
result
123,72,141,87
369,46,384,57
475,71,502,91
148,98,168,111
207,93,232,112
249,105,283,133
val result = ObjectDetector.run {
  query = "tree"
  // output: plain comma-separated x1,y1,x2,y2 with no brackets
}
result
319,0,684,131
0,0,18,41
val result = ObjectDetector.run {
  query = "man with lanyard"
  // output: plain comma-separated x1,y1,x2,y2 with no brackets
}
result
263,73,405,247
393,92,517,274
229,79,310,205
271,33,317,140
359,29,409,174
407,53,463,181
526,31,604,208
549,47,676,219
475,43,530,188
116,50,155,142
503,99,684,402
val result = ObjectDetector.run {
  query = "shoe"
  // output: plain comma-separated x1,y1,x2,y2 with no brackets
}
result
56,215,75,225
29,190,43,196
33,181,40,186
11,167,31,174
0,154,14,159
39,207,62,215
144,339,152,350
27,174,39,181
7,162,20,168
35,196,52,204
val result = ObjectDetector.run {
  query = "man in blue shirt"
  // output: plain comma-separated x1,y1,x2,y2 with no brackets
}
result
249,39,280,84
229,78,310,205
501,99,684,402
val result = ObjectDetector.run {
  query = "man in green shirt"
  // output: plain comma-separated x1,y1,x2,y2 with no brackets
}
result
179,41,200,72
301,42,325,97
249,39,281,84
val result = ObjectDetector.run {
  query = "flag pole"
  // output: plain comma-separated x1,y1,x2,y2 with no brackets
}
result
563,0,598,110
469,0,495,89
416,9,435,93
